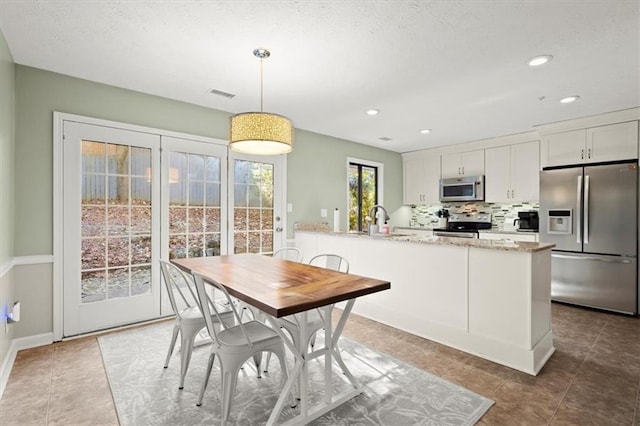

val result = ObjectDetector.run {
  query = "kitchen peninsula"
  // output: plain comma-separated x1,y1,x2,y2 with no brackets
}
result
295,231,556,375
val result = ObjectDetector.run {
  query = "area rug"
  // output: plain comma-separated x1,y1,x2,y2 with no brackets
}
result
98,321,493,425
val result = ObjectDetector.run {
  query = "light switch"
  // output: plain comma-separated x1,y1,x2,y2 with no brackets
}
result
287,203,293,213
320,209,327,217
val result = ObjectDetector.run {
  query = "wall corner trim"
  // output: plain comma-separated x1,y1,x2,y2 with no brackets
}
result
0,332,54,399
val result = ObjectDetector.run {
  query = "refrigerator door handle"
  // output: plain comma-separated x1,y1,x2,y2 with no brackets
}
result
584,175,590,244
576,175,582,244
552,253,634,264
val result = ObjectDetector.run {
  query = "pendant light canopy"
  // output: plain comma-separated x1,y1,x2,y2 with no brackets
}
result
229,48,294,155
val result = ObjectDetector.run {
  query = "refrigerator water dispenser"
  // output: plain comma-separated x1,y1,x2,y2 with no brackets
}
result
547,209,572,234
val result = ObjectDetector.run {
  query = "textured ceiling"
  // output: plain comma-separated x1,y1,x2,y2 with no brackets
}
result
1,1,638,153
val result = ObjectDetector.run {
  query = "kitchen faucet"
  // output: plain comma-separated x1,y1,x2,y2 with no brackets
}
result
367,205,390,235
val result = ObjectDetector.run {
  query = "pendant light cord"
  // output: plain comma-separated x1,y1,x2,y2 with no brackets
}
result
260,57,264,113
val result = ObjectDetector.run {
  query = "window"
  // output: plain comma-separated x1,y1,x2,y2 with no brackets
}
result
348,161,379,232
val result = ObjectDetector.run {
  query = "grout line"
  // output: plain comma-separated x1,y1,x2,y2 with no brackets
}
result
45,346,55,425
633,373,640,426
546,317,609,425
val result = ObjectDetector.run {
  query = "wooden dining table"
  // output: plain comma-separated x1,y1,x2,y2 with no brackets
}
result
172,253,390,425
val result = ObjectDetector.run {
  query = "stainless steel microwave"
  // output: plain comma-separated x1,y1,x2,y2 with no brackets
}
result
439,176,485,202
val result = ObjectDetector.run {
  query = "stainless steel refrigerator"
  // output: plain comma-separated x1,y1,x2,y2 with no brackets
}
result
539,161,638,315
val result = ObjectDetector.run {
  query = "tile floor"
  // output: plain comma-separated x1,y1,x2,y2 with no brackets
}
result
0,302,639,425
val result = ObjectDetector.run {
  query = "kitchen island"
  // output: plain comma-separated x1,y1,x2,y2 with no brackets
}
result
295,231,555,375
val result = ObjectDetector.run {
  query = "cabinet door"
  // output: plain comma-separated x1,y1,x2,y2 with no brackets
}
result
485,146,511,202
403,157,424,204
541,129,586,167
461,149,485,176
441,153,462,178
587,121,638,163
423,155,441,203
512,141,540,201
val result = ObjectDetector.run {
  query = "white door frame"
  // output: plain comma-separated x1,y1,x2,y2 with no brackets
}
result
53,112,231,340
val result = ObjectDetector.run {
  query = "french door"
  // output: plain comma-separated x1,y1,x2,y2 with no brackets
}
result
62,122,161,336
59,117,286,336
229,152,285,255
159,136,228,316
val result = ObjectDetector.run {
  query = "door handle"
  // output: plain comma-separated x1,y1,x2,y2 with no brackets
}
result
552,253,634,264
584,175,589,244
576,175,582,244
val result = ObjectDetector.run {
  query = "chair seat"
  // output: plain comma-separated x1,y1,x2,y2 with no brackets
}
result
179,303,233,324
278,309,323,329
218,320,280,347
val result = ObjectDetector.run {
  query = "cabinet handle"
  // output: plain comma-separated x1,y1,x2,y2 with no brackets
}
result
461,166,465,175
587,148,591,159
506,189,510,199
581,149,584,160
511,189,515,198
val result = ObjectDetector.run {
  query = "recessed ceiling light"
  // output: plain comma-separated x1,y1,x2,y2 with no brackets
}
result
527,55,553,67
366,109,380,116
560,96,580,104
419,129,431,134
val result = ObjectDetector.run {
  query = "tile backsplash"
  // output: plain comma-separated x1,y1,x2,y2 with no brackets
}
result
411,202,539,230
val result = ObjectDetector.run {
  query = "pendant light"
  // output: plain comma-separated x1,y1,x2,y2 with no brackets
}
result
229,48,294,155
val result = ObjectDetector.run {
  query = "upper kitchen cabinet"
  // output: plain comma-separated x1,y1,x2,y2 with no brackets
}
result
485,141,540,202
441,149,485,178
541,121,638,167
403,154,440,204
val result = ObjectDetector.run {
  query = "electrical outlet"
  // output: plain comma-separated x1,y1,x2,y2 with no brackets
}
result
287,203,293,213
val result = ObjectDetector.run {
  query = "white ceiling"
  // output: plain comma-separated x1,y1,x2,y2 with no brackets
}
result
1,1,638,153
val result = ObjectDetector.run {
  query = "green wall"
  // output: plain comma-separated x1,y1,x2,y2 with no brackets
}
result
287,130,403,236
0,29,14,265
14,65,403,255
0,28,16,372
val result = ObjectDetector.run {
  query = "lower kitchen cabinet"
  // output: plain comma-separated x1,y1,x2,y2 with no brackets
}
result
295,231,555,375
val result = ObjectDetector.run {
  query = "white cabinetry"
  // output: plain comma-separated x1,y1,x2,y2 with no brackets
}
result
441,149,485,178
541,121,638,167
485,141,539,202
403,154,440,204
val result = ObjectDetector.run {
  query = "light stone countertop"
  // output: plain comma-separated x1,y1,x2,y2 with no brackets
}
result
296,230,554,253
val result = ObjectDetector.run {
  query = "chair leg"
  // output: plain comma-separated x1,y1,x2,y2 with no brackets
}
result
196,351,216,406
220,358,242,423
263,351,272,373
252,352,262,378
178,327,199,389
163,323,179,368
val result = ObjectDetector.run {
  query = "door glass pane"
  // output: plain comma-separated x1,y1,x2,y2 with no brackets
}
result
80,140,152,303
233,160,274,254
168,151,222,259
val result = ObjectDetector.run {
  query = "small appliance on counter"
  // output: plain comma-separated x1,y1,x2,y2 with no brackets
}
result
514,210,539,232
433,213,491,239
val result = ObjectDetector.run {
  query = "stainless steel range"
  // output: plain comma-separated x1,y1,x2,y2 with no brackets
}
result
433,213,492,239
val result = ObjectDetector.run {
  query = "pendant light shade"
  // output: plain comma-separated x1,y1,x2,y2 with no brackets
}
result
229,112,293,155
229,48,294,155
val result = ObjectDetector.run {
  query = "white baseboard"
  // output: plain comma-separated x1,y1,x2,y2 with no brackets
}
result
0,332,54,399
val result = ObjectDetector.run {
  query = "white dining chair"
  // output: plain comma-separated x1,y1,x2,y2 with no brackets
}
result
191,271,290,423
263,254,349,374
159,259,234,390
272,247,304,263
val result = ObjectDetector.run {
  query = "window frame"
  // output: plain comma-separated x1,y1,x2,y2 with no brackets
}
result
346,157,384,232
